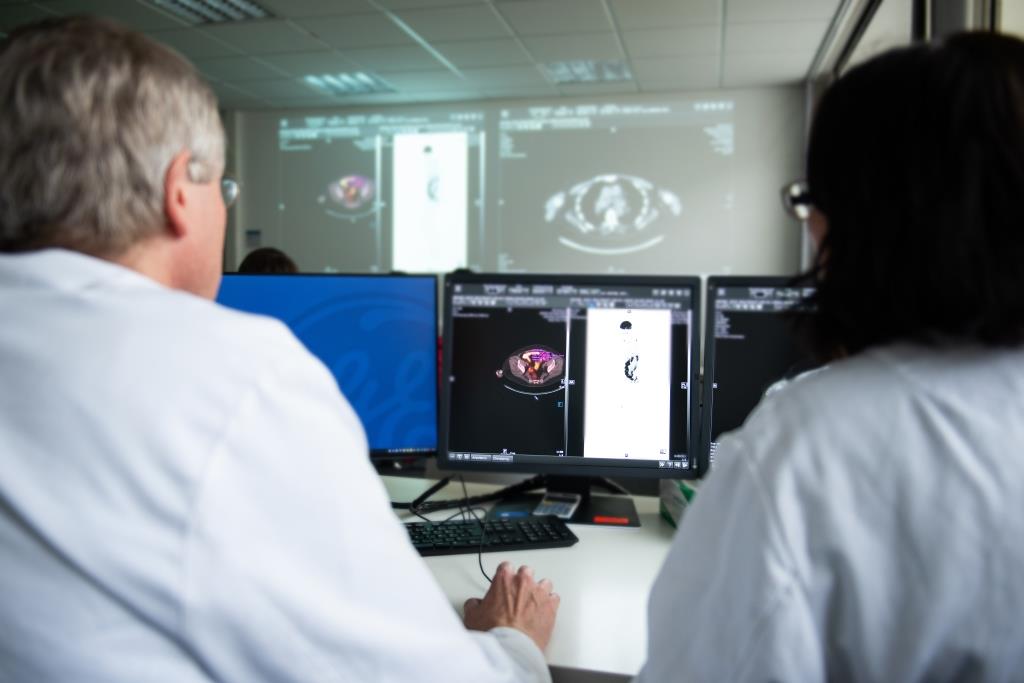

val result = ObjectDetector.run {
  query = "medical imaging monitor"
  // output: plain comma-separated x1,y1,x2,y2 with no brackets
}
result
216,273,438,458
701,276,818,470
440,272,702,503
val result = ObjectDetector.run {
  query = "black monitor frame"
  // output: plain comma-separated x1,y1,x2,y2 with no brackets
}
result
439,271,703,481
218,271,440,462
698,275,813,474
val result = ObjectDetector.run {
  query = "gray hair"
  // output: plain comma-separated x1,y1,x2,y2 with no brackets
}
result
0,17,224,256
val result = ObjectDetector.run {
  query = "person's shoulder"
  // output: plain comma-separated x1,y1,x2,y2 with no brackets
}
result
752,346,912,424
723,342,1021,494
126,282,311,373
721,347,913,476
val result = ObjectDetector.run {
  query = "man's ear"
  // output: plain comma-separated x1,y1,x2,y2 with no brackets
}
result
163,150,193,239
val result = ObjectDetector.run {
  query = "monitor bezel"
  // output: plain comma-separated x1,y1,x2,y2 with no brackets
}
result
439,271,702,480
218,271,440,460
699,275,807,475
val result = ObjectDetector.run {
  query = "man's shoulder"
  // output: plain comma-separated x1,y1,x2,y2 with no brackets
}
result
135,283,305,364
88,279,325,409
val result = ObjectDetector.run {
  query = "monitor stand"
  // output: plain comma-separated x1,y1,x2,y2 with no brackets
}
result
488,475,641,527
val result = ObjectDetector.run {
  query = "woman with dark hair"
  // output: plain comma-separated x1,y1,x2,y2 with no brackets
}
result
237,246,298,274
637,33,1024,681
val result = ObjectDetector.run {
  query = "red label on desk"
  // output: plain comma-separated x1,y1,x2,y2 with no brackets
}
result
593,515,630,525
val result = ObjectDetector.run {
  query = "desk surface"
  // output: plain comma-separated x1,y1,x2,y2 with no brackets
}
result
383,476,676,677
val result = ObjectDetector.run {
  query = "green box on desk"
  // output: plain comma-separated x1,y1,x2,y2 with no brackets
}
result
659,479,696,528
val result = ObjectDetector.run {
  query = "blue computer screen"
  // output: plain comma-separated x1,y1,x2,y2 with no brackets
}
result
216,274,438,456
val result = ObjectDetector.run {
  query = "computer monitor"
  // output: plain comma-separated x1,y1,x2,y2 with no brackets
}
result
439,272,701,525
700,276,818,470
216,273,438,459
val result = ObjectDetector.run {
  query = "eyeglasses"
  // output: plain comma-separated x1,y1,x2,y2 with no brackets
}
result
187,158,240,209
780,180,813,221
221,176,240,209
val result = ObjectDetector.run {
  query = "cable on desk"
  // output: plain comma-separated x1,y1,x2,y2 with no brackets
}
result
411,474,547,514
395,474,494,583
458,475,492,584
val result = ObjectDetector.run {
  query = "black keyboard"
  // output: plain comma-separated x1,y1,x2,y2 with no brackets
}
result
406,515,578,556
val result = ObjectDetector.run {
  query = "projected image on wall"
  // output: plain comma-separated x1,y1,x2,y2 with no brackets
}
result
322,174,375,216
278,119,384,272
494,102,734,274
543,173,682,255
253,98,788,276
392,131,469,273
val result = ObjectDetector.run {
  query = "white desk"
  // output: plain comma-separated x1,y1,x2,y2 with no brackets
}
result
383,476,676,679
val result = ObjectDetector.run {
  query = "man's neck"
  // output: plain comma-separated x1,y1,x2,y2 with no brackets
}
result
109,238,177,291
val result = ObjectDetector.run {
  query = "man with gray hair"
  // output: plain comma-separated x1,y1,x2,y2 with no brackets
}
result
0,17,558,682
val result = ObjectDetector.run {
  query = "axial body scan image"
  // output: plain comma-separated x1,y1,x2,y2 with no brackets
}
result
327,174,375,210
544,173,682,255
496,345,565,391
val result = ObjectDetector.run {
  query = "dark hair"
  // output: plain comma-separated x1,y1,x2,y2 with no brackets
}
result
237,247,298,274
801,32,1024,359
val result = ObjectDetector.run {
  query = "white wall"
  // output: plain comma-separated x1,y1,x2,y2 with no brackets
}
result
227,85,805,278
1002,0,1024,37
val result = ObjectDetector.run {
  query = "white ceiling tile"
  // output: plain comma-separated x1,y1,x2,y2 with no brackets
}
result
556,81,639,96
378,70,465,92
216,97,269,110
609,0,720,29
267,94,343,108
521,32,624,62
395,5,509,41
0,3,58,31
622,26,719,59
296,12,412,48
724,20,829,54
461,64,548,87
342,45,441,72
210,81,268,106
483,85,559,99
722,51,811,86
201,20,326,55
36,0,187,30
0,0,842,107
496,0,612,36
147,28,241,59
727,0,841,23
631,55,719,89
432,39,531,68
259,51,360,76
194,56,290,82
258,0,375,18
216,96,269,111
377,0,485,8
36,0,189,29
242,78,327,99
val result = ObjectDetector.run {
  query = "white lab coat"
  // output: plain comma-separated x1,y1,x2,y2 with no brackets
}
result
638,343,1024,681
0,249,547,683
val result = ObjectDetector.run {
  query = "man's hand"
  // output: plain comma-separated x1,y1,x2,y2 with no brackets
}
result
463,562,560,651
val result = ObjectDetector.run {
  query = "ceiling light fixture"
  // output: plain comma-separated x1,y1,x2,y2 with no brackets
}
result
543,60,633,84
303,72,394,96
150,0,271,25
